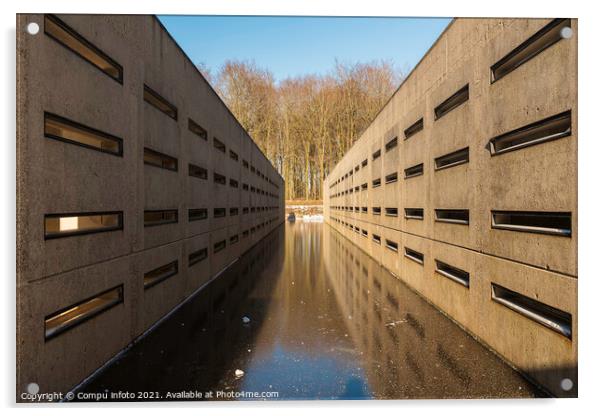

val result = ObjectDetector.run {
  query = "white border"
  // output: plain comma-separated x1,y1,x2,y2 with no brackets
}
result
3,1,602,415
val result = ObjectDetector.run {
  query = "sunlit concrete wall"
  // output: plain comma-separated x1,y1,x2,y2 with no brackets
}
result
323,18,577,397
16,14,284,398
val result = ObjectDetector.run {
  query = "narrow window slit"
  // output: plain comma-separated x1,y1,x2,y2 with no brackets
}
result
385,239,398,252
45,211,122,239
143,85,177,120
144,210,178,227
44,14,123,83
404,118,424,140
213,208,226,218
213,138,226,153
144,261,178,289
385,137,398,152
491,18,572,83
188,208,208,222
372,234,381,244
404,247,424,265
435,260,469,287
404,163,424,179
434,84,469,120
44,113,122,156
372,207,381,215
404,208,424,220
188,119,207,140
372,178,381,188
488,111,571,156
189,164,207,180
189,248,207,266
435,147,469,170
372,149,381,160
385,208,398,217
435,209,469,225
491,283,572,339
214,240,226,253
144,148,177,171
385,172,398,184
491,210,571,236
44,285,123,340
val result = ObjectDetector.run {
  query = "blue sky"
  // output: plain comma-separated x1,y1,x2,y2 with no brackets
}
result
158,15,451,83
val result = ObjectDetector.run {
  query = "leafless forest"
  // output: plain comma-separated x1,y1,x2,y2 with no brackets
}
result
201,60,403,200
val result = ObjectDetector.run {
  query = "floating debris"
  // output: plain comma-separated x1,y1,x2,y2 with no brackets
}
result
234,369,245,378
242,316,251,324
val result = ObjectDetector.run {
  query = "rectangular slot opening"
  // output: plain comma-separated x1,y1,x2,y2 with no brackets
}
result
188,208,207,222
362,159,368,167
243,160,249,169
404,247,424,265
44,113,123,156
230,234,239,244
372,149,381,160
213,208,226,218
435,260,469,288
44,14,123,83
491,18,571,83
213,172,226,185
243,183,249,191
361,206,368,213
214,138,226,153
45,212,122,239
488,111,572,156
385,172,398,184
144,148,178,171
404,208,424,220
188,118,207,140
435,209,469,225
230,207,239,216
361,229,368,237
372,234,381,244
144,210,178,227
385,208,398,217
229,150,239,161
372,178,381,188
361,183,368,190
404,163,423,179
434,84,469,120
385,239,398,252
491,283,572,338
214,240,226,253
44,285,123,340
372,207,381,215
491,210,571,237
144,261,178,290
404,118,424,140
143,85,177,120
435,147,469,171
355,165,360,172
189,247,207,267
385,137,398,152
242,230,249,238
230,179,239,188
189,163,207,180
354,226,360,234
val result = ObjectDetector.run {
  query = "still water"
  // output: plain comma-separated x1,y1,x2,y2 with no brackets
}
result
77,222,543,400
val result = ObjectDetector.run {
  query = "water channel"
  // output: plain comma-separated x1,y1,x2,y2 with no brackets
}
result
77,222,543,400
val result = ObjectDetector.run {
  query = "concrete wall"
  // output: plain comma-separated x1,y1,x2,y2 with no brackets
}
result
16,14,284,397
323,18,577,397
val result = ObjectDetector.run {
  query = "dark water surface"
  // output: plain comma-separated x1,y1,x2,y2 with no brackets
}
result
77,222,543,400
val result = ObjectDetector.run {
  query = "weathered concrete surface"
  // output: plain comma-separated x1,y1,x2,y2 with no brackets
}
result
16,14,284,398
324,18,577,397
